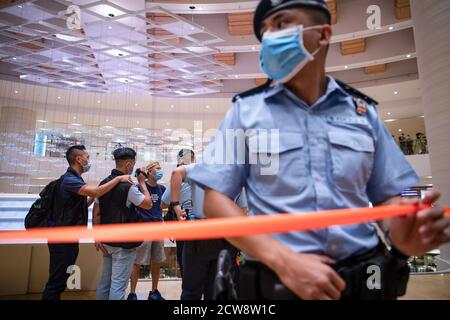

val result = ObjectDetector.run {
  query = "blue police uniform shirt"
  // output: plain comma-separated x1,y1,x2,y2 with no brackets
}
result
188,76,419,261
136,183,166,222
162,181,193,215
161,164,248,219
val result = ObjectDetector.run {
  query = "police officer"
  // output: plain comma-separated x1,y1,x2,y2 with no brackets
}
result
188,0,450,300
162,149,247,300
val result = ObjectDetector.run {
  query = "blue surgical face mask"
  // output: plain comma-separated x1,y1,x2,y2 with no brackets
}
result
153,170,163,181
82,162,91,173
259,25,322,83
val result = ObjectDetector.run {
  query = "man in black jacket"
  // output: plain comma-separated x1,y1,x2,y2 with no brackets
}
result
42,145,133,300
93,147,152,300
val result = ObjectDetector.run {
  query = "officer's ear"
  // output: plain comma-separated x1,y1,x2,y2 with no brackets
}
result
319,24,332,47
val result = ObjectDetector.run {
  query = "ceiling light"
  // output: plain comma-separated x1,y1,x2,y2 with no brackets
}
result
252,46,256,51
389,26,394,30
206,105,210,109
398,129,402,132
37,120,48,123
170,105,174,108
18,5,22,8
135,103,138,106
394,91,398,95
166,122,170,126
137,121,140,124
14,90,19,94
97,100,101,103
19,74,28,79
344,65,348,69
235,75,239,78
384,119,397,123
108,26,112,30
420,115,425,118
406,54,411,58
57,96,61,99
73,116,76,120
12,57,17,60
106,119,109,122
71,123,82,126
387,112,391,115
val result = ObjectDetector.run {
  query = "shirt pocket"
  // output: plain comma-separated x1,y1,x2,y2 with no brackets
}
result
328,131,375,194
249,132,308,196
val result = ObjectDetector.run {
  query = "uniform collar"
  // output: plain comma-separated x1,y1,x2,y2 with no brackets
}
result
67,166,82,177
111,168,126,177
264,76,348,103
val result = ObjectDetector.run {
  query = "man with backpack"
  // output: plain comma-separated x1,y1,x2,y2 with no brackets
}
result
41,145,133,300
93,147,153,300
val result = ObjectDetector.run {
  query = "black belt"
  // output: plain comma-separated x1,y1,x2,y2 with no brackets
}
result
239,243,409,300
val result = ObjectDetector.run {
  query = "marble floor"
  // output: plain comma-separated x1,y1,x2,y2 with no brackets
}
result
1,274,449,300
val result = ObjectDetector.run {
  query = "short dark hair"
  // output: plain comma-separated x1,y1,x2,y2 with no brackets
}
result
66,145,86,165
177,149,195,164
112,147,136,161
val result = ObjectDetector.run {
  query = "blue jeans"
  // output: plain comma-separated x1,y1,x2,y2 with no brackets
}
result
96,245,137,300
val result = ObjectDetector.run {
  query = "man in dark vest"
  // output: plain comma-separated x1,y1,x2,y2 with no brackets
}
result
93,147,152,300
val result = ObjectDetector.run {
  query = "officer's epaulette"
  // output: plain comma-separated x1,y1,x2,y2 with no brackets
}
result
335,79,379,106
232,79,273,103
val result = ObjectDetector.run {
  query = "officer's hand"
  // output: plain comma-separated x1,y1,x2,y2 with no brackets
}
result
388,190,450,256
275,251,346,300
174,205,187,221
118,175,134,184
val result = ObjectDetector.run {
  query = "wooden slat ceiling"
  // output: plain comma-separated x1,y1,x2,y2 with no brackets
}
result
340,38,366,55
395,0,411,20
213,53,235,66
227,12,254,36
255,78,268,86
364,64,387,75
326,0,337,25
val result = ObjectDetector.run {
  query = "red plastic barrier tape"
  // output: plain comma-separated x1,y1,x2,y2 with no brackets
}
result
0,205,449,244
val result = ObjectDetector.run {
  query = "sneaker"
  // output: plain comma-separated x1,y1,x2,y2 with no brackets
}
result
127,293,138,300
148,289,165,301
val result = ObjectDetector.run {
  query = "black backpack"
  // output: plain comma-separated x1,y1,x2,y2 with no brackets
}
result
24,177,62,229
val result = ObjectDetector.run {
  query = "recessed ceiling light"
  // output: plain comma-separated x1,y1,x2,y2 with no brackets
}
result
406,54,411,58
108,26,112,30
387,112,391,115
235,75,239,78
37,120,47,123
252,46,256,51
57,96,61,99
398,129,402,132
394,91,398,95
12,57,17,60
71,123,82,126
135,103,138,106
18,5,22,8
14,90,19,94
344,65,348,69
206,105,210,109
389,26,394,30
97,100,101,103
170,105,174,108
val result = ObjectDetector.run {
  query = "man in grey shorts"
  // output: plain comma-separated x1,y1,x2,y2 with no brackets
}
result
127,161,168,301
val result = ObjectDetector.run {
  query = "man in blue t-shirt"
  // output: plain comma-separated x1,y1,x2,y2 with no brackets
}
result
42,145,133,300
128,161,167,301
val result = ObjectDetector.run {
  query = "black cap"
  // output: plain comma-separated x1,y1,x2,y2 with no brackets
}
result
253,0,331,41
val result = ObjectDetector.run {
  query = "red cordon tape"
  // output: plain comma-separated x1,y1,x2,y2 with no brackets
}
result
0,205,449,244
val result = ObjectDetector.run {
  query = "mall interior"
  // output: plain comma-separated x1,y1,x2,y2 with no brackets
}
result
0,0,449,300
